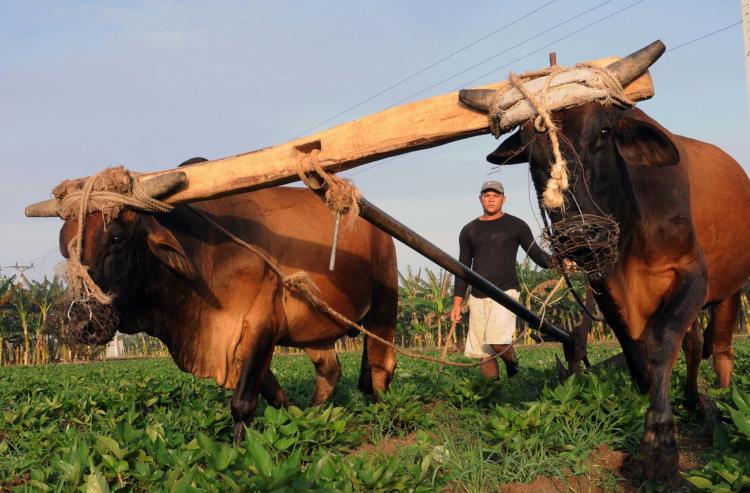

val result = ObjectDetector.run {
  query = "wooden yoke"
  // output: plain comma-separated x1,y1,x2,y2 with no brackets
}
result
26,56,654,215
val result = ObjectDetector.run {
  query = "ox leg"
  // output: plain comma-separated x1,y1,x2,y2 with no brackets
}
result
633,269,707,481
682,320,704,411
259,370,290,409
305,347,342,407
592,286,650,392
563,285,595,376
364,333,397,398
709,291,739,387
358,335,374,395
358,272,398,398
359,296,398,398
231,329,277,443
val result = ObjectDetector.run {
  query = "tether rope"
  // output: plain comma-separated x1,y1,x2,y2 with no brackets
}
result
54,162,564,369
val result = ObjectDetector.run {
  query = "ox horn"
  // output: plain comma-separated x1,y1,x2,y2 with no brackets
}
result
24,171,187,218
25,199,61,218
457,88,497,113
605,39,665,88
140,171,187,198
458,40,666,115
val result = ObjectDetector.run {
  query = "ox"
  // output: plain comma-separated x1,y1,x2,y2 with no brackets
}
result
56,182,398,442
460,41,750,479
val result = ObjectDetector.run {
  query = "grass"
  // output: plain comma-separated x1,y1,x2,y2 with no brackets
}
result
0,339,748,491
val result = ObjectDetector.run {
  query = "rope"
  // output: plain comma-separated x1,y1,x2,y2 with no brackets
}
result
55,167,174,305
489,64,633,209
52,161,544,369
296,148,360,226
188,202,521,369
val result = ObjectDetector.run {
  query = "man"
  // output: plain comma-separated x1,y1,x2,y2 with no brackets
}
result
449,180,549,380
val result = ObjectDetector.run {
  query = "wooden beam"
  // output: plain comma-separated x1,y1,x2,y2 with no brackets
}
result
30,56,654,212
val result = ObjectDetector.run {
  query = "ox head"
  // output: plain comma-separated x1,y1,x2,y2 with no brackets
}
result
27,170,194,342
459,40,679,274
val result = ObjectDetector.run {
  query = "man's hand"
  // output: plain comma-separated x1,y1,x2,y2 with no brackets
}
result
450,297,463,322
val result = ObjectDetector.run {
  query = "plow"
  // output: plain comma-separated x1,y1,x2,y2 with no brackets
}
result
26,42,661,373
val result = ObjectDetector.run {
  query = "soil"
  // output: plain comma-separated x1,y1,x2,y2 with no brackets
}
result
498,440,710,493
348,432,421,458
0,473,29,492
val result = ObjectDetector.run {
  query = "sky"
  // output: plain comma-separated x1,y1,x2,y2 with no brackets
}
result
1,0,747,282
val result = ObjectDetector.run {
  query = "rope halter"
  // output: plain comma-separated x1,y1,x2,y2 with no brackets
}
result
488,64,634,210
53,166,174,305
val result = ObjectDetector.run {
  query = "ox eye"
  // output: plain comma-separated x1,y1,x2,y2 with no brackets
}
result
600,126,612,138
111,233,126,245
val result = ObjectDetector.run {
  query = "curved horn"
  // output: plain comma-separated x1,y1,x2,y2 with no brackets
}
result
458,88,497,114
140,171,187,198
25,199,60,218
605,40,665,88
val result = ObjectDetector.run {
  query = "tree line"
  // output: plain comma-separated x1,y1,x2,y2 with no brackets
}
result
1,267,748,366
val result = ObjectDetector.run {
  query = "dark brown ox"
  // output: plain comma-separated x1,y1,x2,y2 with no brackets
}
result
58,185,397,441
460,41,750,479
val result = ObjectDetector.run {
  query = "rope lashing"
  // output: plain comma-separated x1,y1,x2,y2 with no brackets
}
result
488,64,634,209
296,148,361,270
51,162,556,369
53,166,174,305
189,203,519,369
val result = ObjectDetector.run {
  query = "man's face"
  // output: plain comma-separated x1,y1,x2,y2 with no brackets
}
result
479,190,505,215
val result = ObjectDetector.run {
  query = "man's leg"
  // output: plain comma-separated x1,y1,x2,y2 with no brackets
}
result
480,355,500,379
465,296,498,379
487,290,521,378
491,344,518,377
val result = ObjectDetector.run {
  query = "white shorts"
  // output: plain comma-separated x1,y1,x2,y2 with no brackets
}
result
464,290,519,358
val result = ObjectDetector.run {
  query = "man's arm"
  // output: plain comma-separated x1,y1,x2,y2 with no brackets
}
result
518,220,550,268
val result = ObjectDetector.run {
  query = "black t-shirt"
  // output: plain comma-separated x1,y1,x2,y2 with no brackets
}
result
454,213,549,298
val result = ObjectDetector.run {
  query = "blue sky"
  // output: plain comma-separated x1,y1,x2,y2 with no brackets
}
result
1,0,747,281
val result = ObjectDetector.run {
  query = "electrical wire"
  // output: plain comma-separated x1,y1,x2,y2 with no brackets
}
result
292,0,561,139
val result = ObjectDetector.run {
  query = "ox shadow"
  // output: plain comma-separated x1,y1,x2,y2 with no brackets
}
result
164,206,377,280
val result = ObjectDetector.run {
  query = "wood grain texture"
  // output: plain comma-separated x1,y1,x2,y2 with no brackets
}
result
91,57,657,205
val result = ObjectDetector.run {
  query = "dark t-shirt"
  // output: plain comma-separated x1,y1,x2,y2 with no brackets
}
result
454,213,549,298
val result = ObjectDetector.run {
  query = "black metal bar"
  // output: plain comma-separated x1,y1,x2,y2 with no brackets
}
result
358,197,572,345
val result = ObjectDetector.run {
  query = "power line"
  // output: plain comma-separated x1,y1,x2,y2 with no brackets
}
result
292,0,560,139
666,20,741,53
347,10,740,179
4,262,34,289
346,0,642,178
388,0,618,107
458,0,644,89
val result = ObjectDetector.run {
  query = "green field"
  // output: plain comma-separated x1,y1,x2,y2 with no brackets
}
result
1,340,749,492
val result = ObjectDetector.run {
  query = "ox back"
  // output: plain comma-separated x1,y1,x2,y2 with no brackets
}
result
134,187,398,391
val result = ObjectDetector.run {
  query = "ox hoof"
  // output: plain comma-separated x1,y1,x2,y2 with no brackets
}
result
626,442,678,482
684,394,707,416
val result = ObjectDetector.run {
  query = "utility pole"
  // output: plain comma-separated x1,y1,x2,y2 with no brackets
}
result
4,262,34,289
743,0,750,115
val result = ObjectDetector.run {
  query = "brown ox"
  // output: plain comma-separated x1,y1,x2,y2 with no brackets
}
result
460,41,750,479
58,185,397,441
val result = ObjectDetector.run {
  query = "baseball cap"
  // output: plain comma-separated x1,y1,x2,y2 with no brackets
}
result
480,180,504,194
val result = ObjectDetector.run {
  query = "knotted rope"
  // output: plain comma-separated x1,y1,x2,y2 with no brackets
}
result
51,161,549,368
296,148,360,226
54,166,173,305
488,64,633,209
289,154,529,368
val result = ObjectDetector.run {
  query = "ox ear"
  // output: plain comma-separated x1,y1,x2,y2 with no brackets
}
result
487,130,528,165
614,117,679,167
142,216,200,283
